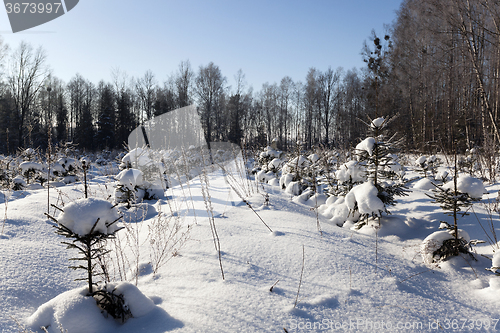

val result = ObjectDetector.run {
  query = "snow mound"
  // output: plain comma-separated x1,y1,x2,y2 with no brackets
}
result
57,198,121,236
328,198,351,226
293,189,313,204
268,158,282,170
25,287,117,333
285,181,302,196
345,182,384,216
57,157,80,171
19,161,43,172
116,168,144,190
442,174,485,199
413,178,435,190
13,175,26,186
268,178,280,187
288,155,310,168
51,162,66,175
355,137,376,156
101,282,155,318
306,193,327,207
256,170,275,183
25,282,156,333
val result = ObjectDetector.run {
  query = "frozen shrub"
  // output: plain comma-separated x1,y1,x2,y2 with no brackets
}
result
415,156,428,178
334,160,366,195
12,175,26,191
425,158,485,263
115,168,145,206
421,229,471,265
19,161,43,184
115,168,163,207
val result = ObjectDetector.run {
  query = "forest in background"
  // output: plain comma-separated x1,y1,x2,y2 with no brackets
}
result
0,0,499,155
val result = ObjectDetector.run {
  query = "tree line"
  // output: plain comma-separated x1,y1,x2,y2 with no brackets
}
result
0,0,498,155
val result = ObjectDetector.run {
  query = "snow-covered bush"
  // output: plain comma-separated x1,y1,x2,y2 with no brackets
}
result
415,156,429,178
12,175,26,191
459,148,480,176
425,163,485,263
19,161,43,184
427,155,441,179
333,160,366,196
345,181,385,222
22,147,37,161
421,229,471,265
115,168,145,206
0,156,14,189
257,145,283,171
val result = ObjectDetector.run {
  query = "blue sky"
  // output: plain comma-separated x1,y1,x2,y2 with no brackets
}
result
0,0,403,91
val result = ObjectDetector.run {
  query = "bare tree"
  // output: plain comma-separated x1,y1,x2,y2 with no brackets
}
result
176,60,194,108
279,76,294,150
8,41,48,147
0,36,9,81
195,62,226,145
136,70,157,123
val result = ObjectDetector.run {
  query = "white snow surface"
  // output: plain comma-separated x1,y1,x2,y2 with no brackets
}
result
57,198,121,236
102,281,155,317
1,159,500,332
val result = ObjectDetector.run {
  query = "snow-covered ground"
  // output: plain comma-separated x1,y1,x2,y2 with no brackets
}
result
2,158,500,332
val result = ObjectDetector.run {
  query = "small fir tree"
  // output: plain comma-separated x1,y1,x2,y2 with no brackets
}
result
353,116,408,224
426,153,483,260
46,199,132,322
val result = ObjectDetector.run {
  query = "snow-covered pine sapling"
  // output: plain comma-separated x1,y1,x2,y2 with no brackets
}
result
47,198,123,296
415,156,429,178
19,161,42,185
427,155,441,180
114,168,145,208
458,148,479,176
423,154,485,264
351,116,408,228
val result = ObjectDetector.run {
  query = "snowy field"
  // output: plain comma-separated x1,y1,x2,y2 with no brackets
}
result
2,147,500,332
